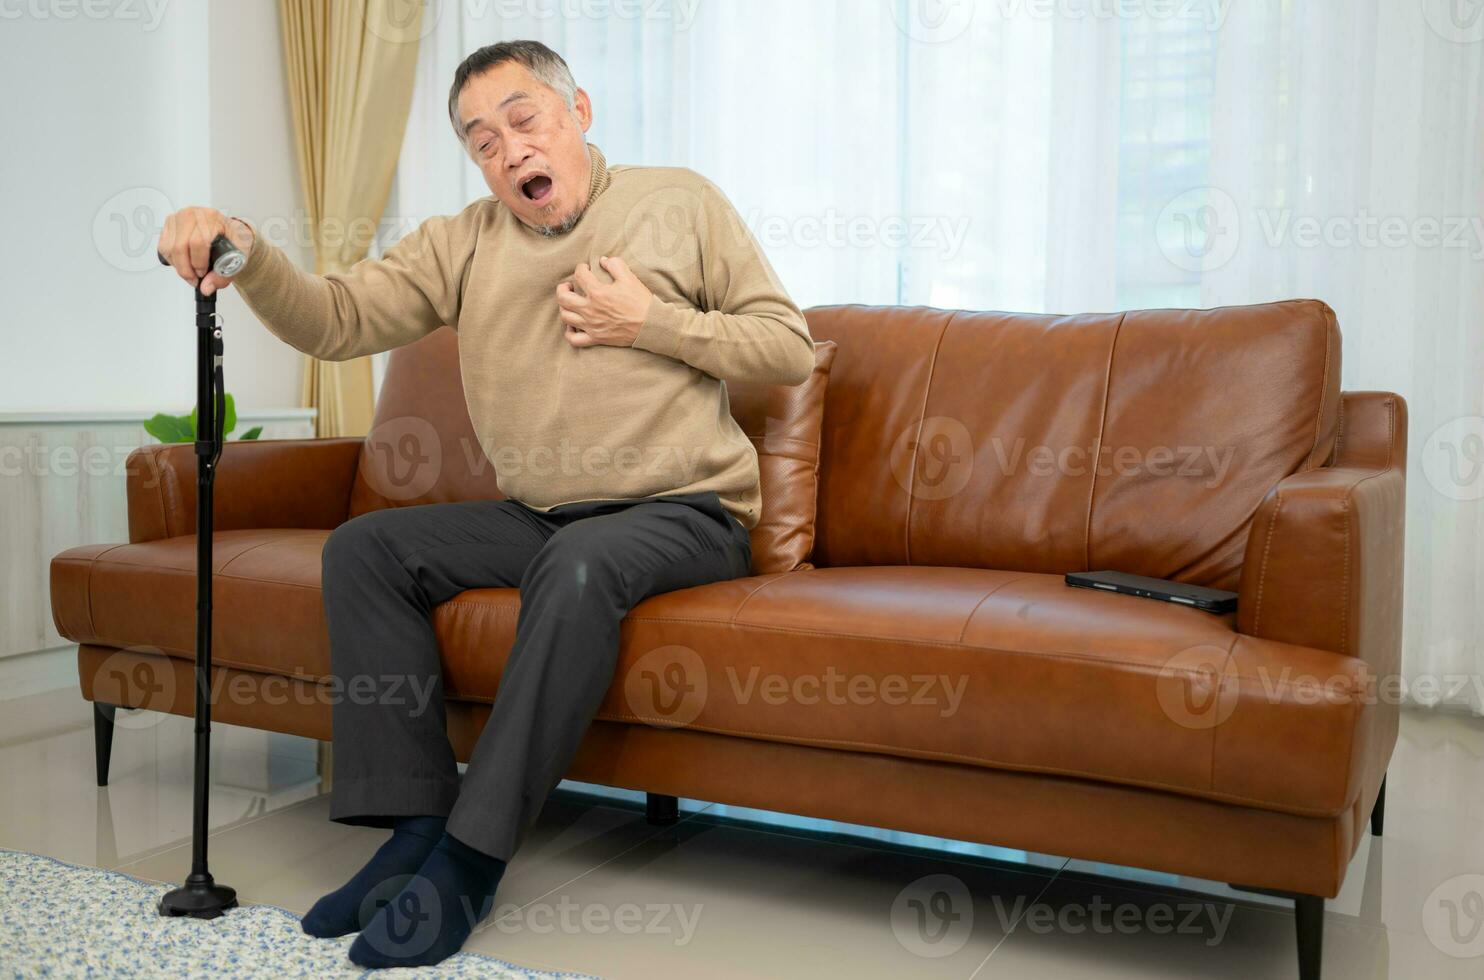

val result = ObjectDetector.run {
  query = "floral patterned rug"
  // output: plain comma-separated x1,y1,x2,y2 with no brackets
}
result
0,847,601,978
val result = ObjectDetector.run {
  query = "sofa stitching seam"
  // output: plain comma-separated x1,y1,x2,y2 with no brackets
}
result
1321,397,1397,657
729,572,803,623
903,313,954,565
1207,633,1241,793
1084,312,1126,570
162,446,187,538
82,559,325,591
63,643,1355,819
599,712,1346,818
954,574,1033,644
560,612,1261,677
82,555,97,640
1335,395,1347,463
1304,309,1335,470
217,539,283,576
440,613,1355,697
78,545,130,639
150,446,171,540
1383,396,1396,469
1341,492,1351,656
1251,496,1283,636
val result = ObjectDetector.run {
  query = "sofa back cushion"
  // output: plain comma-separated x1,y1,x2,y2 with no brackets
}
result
727,340,837,573
351,329,837,574
804,301,1341,590
350,327,503,517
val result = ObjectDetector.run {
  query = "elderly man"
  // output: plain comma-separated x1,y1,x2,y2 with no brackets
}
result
156,40,814,968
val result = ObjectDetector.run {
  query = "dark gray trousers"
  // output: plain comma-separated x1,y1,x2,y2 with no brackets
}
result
318,490,751,861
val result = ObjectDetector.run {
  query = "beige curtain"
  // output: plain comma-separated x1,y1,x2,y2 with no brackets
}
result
276,0,423,437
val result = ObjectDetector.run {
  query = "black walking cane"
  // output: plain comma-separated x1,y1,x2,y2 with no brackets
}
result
153,233,245,918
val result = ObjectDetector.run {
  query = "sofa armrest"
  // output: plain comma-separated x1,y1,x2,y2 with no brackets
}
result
1238,392,1407,665
127,437,364,542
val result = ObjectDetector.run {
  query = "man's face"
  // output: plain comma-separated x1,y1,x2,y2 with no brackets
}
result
458,61,594,235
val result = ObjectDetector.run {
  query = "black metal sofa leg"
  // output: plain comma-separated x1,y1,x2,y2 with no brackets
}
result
1295,894,1324,980
645,792,678,826
1231,883,1325,979
94,702,117,787
1370,776,1386,837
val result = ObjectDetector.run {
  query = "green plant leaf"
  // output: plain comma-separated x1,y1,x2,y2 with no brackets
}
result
238,425,263,441
186,395,240,437
144,413,193,444
153,393,247,443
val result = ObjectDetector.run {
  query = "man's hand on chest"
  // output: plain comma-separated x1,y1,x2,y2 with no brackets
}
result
556,255,654,349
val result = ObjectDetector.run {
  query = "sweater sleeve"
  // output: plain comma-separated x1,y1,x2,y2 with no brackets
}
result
229,212,470,362
630,178,816,386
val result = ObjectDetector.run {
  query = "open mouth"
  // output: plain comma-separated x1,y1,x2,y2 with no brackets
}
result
519,173,554,204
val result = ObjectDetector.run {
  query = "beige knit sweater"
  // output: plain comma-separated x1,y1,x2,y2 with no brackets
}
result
232,144,815,529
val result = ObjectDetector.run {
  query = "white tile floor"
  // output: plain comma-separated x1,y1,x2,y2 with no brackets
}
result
3,683,1482,978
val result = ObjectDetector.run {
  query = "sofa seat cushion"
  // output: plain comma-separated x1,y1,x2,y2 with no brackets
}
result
50,530,333,678
53,536,1371,818
439,566,1372,819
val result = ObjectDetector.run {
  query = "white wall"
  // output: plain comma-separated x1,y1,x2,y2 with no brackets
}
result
0,409,316,683
0,2,307,416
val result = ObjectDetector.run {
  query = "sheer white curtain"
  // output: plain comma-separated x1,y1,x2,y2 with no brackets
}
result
393,0,1484,714
1195,2,1484,715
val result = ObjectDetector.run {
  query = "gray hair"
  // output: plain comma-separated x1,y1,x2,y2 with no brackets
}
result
447,40,578,143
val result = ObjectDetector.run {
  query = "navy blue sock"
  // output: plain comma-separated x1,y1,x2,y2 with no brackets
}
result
301,814,447,939
348,830,507,968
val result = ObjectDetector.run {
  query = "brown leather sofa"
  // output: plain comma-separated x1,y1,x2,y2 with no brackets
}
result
51,300,1405,979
